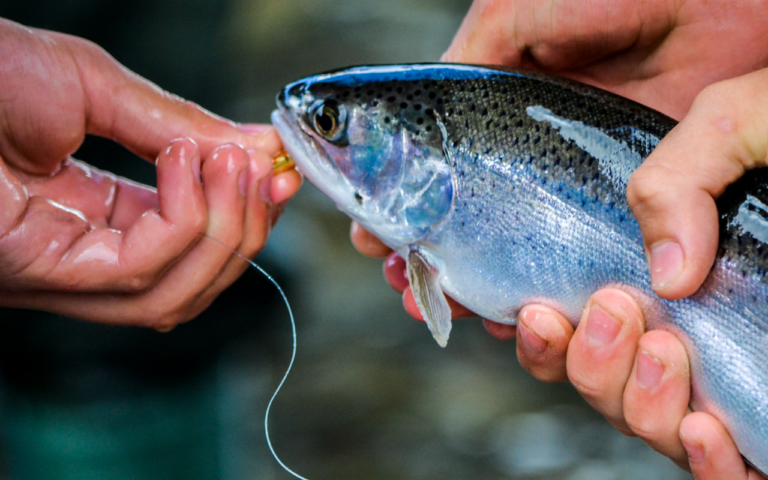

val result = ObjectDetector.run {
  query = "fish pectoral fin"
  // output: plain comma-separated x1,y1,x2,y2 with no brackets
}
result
406,247,451,348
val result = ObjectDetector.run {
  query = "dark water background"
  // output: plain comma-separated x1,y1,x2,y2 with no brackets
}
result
0,1,690,479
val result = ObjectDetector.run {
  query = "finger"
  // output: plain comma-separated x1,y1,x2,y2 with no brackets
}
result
622,330,691,467
566,288,645,434
55,32,282,161
0,155,28,237
351,222,392,258
3,138,206,292
515,305,574,383
21,157,159,232
483,319,517,340
107,177,158,231
679,412,763,480
402,286,474,320
23,159,119,228
184,148,275,318
128,143,251,329
384,252,409,293
270,168,302,205
627,70,768,300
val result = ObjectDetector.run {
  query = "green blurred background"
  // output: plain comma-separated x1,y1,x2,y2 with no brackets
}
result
0,1,691,479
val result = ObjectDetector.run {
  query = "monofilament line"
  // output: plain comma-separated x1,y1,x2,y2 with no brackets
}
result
205,236,310,480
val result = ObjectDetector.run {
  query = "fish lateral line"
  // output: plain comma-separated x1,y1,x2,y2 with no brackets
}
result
203,234,310,480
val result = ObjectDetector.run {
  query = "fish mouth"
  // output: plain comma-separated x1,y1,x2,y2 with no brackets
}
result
271,107,364,218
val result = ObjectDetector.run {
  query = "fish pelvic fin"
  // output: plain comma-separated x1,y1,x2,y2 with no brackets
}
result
407,247,451,347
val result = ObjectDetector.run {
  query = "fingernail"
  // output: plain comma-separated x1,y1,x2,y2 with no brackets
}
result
649,241,683,290
680,435,706,463
636,350,664,389
518,322,547,354
585,303,621,346
238,169,249,197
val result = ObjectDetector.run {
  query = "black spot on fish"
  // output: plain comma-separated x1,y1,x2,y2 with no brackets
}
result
417,117,424,125
429,92,437,100
407,94,413,101
384,117,390,124
387,96,395,102
414,104,422,111
400,102,408,109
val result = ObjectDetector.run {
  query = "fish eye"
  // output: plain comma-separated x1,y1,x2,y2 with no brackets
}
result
309,99,346,141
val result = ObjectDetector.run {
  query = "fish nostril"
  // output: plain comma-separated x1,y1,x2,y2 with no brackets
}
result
288,83,304,99
277,83,307,108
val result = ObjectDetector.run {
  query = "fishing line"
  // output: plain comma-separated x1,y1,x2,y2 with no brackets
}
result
205,234,310,480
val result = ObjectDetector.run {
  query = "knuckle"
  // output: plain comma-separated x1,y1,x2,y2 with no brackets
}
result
529,365,568,383
569,374,605,405
626,164,676,210
623,410,659,440
144,305,185,332
120,271,157,292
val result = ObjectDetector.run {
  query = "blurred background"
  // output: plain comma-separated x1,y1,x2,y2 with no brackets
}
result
0,1,690,479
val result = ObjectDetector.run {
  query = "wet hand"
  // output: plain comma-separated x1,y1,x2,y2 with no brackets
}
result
0,18,302,327
514,289,767,480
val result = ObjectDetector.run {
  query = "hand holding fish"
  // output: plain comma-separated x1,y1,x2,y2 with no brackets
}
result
0,18,301,327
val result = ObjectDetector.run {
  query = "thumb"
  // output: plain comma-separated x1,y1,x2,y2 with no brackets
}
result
627,69,768,299
55,32,281,161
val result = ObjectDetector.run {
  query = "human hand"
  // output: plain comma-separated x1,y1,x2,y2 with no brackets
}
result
0,18,302,328
507,289,767,480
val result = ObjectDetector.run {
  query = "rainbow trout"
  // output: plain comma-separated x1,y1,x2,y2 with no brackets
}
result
271,64,768,473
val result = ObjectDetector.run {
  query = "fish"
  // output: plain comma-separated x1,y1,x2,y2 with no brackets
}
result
271,64,768,474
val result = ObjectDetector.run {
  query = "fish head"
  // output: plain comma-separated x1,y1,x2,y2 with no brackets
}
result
272,66,456,247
